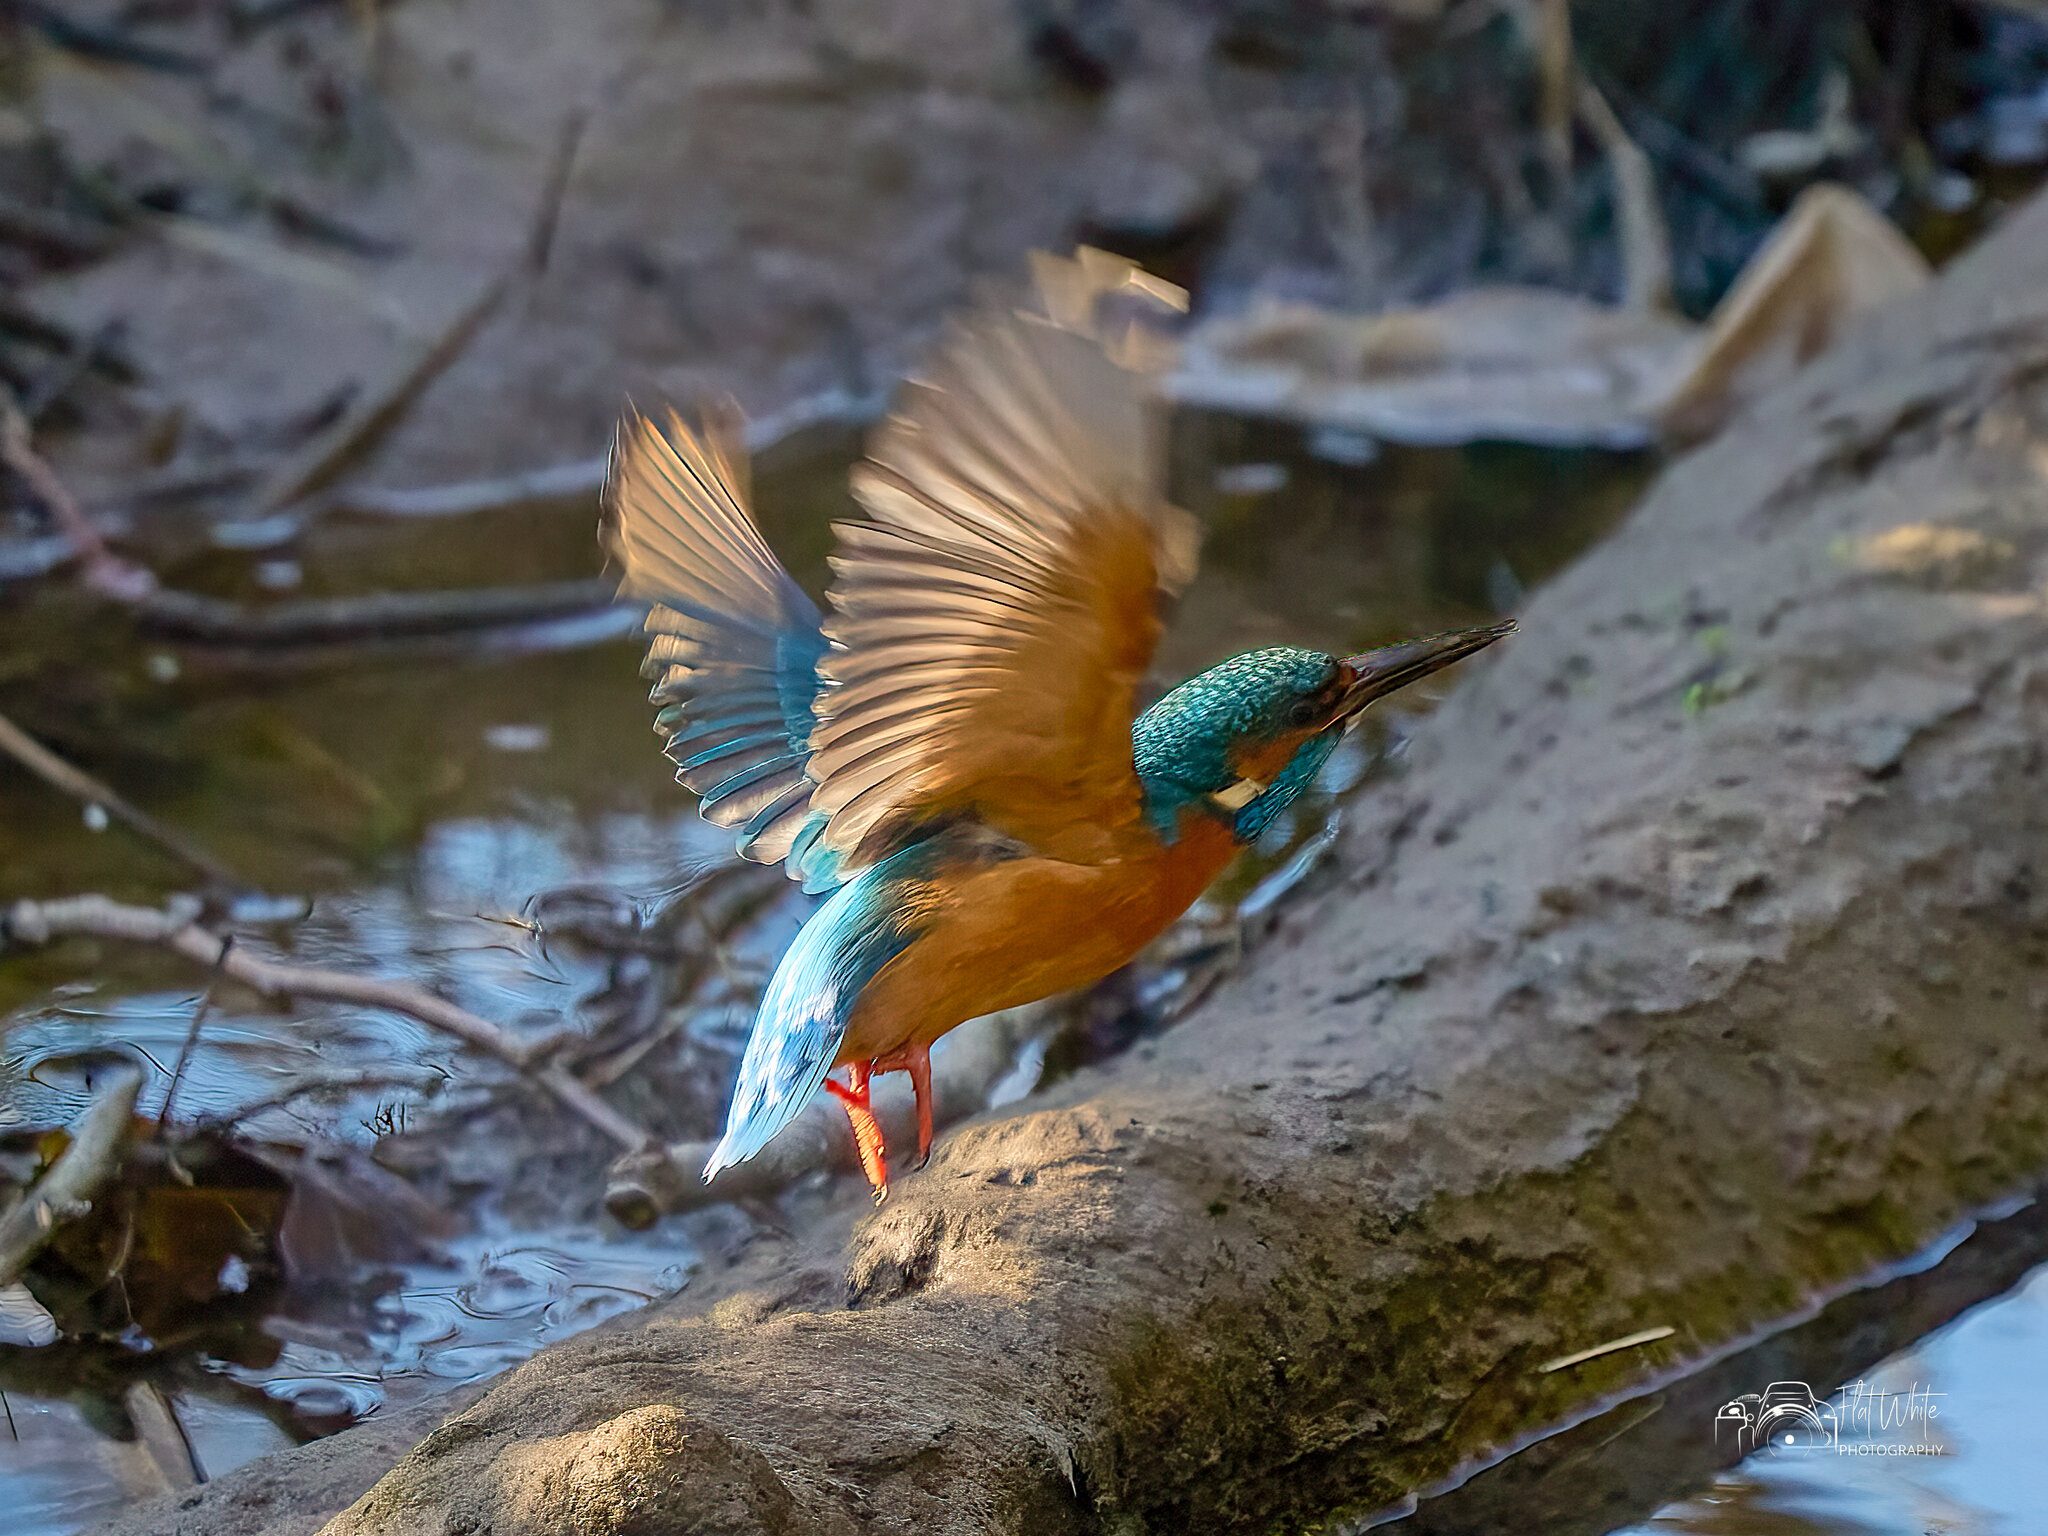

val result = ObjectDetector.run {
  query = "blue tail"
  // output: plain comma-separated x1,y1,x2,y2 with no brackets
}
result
702,850,930,1179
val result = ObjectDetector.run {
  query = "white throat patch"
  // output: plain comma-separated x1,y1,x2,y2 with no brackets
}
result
1208,776,1266,814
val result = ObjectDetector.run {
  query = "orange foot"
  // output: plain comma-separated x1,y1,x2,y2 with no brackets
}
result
826,1062,889,1204
874,1042,936,1170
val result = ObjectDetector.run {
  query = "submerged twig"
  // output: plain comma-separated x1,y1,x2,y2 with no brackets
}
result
0,1060,144,1286
134,577,617,648
124,1381,204,1490
0,708,244,889
206,1063,448,1128
0,896,653,1151
323,457,608,520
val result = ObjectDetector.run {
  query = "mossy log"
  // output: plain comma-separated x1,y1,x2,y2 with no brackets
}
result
101,191,2048,1536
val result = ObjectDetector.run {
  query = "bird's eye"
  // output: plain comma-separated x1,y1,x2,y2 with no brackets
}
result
1287,700,1318,728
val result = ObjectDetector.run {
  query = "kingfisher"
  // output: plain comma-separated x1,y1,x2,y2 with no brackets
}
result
604,250,1511,1201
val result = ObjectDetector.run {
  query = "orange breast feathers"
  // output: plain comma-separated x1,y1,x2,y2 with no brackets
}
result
837,814,1239,1065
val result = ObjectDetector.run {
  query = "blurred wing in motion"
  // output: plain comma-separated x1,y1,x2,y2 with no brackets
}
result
806,249,1199,875
605,405,828,870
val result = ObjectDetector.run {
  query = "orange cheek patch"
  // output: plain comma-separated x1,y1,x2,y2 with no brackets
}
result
1229,731,1315,784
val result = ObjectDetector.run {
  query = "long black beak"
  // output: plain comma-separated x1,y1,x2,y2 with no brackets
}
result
1337,619,1516,721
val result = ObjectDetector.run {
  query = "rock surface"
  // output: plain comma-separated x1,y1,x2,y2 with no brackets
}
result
93,189,2048,1535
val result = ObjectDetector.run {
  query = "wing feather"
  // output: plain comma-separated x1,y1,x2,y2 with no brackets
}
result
807,250,1199,870
604,405,829,870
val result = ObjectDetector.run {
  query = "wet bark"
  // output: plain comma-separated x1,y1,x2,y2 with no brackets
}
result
99,193,2048,1536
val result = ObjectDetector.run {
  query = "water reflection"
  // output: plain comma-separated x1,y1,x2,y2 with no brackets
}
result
1382,1198,2048,1536
1628,1262,2048,1535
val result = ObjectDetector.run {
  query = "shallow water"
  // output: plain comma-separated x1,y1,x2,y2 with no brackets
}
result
1379,1197,2048,1536
35,414,2034,1536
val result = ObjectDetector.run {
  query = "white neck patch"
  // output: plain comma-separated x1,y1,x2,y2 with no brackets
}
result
1208,776,1266,814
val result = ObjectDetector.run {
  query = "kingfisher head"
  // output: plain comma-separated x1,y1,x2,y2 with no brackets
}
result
1133,621,1514,841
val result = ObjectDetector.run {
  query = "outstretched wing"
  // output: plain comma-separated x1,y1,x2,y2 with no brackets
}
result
604,405,828,869
804,250,1199,875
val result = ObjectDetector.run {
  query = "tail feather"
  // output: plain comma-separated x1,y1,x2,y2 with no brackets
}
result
702,849,930,1180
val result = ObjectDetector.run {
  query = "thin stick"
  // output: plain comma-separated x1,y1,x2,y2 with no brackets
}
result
1577,76,1673,313
0,708,243,889
156,934,235,1131
1534,0,1573,187
205,1063,448,1128
251,274,511,515
525,109,590,277
313,387,872,523
249,95,596,517
0,1061,144,1285
0,896,652,1151
0,386,157,599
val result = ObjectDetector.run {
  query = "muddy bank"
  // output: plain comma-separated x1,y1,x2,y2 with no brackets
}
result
87,188,2048,1534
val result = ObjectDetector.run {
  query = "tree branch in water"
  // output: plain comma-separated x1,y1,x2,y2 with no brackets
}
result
0,895,654,1152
